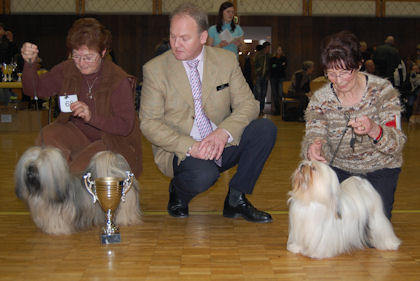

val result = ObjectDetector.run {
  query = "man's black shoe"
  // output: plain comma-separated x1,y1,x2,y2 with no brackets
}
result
167,181,189,218
223,192,272,223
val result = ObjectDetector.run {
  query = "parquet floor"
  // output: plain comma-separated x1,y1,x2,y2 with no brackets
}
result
1,114,420,281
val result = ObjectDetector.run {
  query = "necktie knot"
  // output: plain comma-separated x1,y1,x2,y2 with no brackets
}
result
187,59,199,70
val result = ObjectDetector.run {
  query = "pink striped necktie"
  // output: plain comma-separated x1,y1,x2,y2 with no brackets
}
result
186,59,222,166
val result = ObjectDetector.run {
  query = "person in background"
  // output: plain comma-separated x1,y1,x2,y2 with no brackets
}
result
405,63,420,119
242,51,254,91
373,35,401,85
0,22,18,64
21,18,142,177
359,41,371,71
287,60,314,121
0,23,19,105
364,59,375,74
254,41,271,115
140,3,276,223
207,1,243,56
303,30,406,220
155,37,170,57
269,45,287,115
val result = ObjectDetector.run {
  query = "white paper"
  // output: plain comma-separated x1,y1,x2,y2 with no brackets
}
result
219,29,234,43
59,94,78,112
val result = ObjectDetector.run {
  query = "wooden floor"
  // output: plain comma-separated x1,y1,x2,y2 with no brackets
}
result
1,114,420,281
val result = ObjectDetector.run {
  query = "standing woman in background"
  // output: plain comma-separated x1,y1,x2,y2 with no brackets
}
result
207,1,244,56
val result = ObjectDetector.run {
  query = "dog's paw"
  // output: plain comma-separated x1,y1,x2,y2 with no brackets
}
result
371,235,401,250
287,242,302,254
382,237,401,250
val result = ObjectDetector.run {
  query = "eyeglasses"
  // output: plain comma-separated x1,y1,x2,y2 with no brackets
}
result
325,69,354,80
72,53,99,63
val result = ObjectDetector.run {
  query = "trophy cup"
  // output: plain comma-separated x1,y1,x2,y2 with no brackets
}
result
83,171,134,244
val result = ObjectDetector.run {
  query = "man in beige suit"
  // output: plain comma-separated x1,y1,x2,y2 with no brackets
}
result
140,3,276,223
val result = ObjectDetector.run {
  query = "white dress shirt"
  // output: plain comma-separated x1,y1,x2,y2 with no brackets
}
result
182,47,232,143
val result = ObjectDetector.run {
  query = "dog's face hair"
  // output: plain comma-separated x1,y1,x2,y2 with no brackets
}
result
288,159,401,258
15,146,70,203
291,160,340,211
15,147,141,235
25,164,41,196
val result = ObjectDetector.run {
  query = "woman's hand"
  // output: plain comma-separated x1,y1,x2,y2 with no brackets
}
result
70,101,92,122
348,116,381,139
218,40,229,48
21,42,39,64
307,139,327,162
232,37,243,47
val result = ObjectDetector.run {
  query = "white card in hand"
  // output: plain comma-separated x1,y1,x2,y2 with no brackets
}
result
59,94,78,112
219,29,234,43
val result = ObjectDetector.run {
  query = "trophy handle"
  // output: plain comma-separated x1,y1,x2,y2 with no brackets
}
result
83,172,98,204
121,171,134,202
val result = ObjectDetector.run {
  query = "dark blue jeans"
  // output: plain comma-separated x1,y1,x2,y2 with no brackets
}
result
331,166,401,219
270,77,285,114
172,119,277,203
255,77,268,113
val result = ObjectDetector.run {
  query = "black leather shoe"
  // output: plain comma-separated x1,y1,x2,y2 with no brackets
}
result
167,181,189,218
223,192,272,223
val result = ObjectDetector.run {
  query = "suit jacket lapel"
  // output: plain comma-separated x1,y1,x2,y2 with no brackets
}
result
201,46,217,106
168,53,194,110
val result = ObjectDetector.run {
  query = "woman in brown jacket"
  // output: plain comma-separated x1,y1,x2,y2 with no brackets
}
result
21,18,142,177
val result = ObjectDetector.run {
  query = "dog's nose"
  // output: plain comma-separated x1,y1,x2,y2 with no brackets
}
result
26,164,41,195
299,161,309,171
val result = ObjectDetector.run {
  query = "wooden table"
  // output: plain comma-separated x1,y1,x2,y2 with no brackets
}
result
0,81,23,100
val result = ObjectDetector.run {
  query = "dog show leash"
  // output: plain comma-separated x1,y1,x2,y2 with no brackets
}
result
28,58,45,147
329,112,351,167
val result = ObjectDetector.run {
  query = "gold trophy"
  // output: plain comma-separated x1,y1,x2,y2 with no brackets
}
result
83,171,133,244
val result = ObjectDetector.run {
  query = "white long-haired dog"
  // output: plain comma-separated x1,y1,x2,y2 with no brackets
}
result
287,160,401,259
15,146,141,235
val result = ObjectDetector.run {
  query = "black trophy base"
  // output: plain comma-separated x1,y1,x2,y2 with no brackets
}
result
101,233,121,244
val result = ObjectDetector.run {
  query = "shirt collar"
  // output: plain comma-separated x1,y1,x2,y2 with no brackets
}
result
189,46,204,63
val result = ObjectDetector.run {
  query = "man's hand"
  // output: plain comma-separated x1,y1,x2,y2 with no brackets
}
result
189,128,229,160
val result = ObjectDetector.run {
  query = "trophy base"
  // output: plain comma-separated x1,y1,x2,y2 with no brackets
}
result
101,233,121,244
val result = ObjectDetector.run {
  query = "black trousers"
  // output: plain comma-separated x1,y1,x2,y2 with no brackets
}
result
270,77,285,114
172,119,277,203
286,92,308,119
331,166,401,219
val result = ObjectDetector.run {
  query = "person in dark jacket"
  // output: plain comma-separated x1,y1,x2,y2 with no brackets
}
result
269,45,287,115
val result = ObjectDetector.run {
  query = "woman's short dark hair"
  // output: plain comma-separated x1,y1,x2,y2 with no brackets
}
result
66,18,111,54
320,30,362,71
216,1,236,33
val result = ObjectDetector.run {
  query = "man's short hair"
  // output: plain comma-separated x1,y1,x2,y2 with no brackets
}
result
262,42,271,48
303,60,314,71
171,3,208,33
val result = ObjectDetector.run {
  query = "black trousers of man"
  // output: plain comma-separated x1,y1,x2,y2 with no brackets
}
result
171,119,277,203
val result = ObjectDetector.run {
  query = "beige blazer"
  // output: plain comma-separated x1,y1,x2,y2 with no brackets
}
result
140,46,259,177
